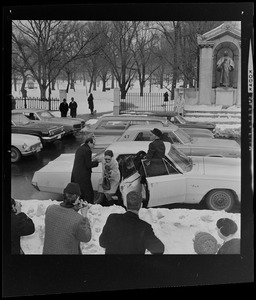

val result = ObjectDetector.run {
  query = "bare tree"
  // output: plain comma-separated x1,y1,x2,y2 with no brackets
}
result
12,20,102,100
101,21,140,99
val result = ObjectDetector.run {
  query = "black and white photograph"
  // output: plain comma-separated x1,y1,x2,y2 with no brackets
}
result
2,2,254,296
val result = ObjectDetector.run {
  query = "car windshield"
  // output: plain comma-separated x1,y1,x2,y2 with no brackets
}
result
167,144,193,172
174,128,193,143
12,114,31,125
37,111,55,119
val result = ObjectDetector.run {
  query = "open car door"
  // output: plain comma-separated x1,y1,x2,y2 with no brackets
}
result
142,158,186,207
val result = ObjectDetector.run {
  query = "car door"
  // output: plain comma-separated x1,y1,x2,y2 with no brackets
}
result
118,154,142,207
143,158,186,207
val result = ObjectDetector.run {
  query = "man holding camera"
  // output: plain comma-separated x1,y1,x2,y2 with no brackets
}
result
43,182,91,255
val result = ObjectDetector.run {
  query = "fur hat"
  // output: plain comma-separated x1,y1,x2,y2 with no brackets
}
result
151,128,163,138
216,218,238,237
64,183,81,196
193,232,218,254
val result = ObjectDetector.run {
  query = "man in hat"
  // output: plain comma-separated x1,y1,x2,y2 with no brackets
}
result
43,182,91,254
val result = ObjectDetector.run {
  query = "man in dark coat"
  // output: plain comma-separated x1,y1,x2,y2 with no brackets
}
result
69,97,78,118
99,191,165,254
71,137,99,203
87,93,94,114
59,98,69,117
145,128,166,177
11,198,35,254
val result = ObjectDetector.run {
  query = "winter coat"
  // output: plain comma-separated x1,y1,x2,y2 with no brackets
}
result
43,204,91,254
69,101,77,117
145,139,166,176
11,212,35,254
71,143,99,202
98,158,120,194
217,238,240,254
87,94,94,110
59,102,69,117
99,211,165,254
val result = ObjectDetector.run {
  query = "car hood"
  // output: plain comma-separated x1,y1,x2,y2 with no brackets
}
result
190,156,240,177
12,134,41,144
43,118,81,126
191,138,240,149
17,122,61,131
93,135,120,149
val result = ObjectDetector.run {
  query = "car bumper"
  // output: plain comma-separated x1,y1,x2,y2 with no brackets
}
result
43,131,65,142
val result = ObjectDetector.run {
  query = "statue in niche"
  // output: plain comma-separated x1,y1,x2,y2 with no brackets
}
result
217,51,235,87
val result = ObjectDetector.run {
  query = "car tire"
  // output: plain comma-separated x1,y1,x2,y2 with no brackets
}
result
205,189,235,212
93,191,104,204
11,146,21,163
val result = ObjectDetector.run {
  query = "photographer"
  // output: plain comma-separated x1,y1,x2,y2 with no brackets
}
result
43,182,91,255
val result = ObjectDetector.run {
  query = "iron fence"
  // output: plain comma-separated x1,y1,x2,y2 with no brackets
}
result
120,92,175,114
14,97,60,111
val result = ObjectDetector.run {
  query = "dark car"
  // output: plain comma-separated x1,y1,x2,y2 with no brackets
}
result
11,113,65,145
82,115,214,139
12,109,85,136
167,115,216,132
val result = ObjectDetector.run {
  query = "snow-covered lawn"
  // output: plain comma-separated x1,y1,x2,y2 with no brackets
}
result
20,199,240,255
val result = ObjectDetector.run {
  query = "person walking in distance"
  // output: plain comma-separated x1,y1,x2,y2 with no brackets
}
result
43,182,91,255
71,136,99,203
87,93,94,115
99,191,165,254
69,97,78,118
59,98,69,117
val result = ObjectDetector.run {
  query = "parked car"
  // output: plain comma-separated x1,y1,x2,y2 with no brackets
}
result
32,141,240,212
11,133,43,163
113,124,240,158
82,115,214,139
145,112,216,132
11,112,65,144
12,109,85,136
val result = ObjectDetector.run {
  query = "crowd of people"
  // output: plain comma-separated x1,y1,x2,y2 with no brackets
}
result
11,126,240,255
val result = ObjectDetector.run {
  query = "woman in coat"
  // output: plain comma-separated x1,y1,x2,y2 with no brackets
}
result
98,150,120,201
87,93,94,114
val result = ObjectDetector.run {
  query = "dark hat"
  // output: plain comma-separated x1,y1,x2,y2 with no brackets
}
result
64,182,81,196
151,128,163,138
216,218,238,237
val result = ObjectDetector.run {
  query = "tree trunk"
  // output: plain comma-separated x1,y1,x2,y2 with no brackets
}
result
93,79,97,91
20,74,27,98
102,78,106,91
51,79,56,90
111,71,115,89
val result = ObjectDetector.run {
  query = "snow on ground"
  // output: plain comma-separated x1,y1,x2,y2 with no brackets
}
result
19,199,240,255
13,80,241,255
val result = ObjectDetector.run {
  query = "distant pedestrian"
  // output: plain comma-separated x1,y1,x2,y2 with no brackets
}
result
175,95,185,116
216,218,240,254
59,98,69,117
11,198,35,254
87,93,94,115
163,92,169,102
43,182,91,255
11,95,16,110
69,97,78,118
99,191,165,254
71,136,99,203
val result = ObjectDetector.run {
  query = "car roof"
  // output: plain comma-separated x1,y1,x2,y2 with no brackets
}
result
123,123,179,132
98,114,167,121
106,141,171,154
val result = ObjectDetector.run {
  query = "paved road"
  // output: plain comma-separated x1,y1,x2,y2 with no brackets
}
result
11,111,110,201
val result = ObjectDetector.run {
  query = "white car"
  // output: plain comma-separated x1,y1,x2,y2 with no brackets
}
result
32,141,240,212
11,133,43,163
114,124,240,158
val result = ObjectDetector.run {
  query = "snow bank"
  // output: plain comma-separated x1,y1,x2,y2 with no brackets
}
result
19,200,240,255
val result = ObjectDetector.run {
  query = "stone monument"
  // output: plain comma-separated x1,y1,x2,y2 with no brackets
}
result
197,22,241,107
